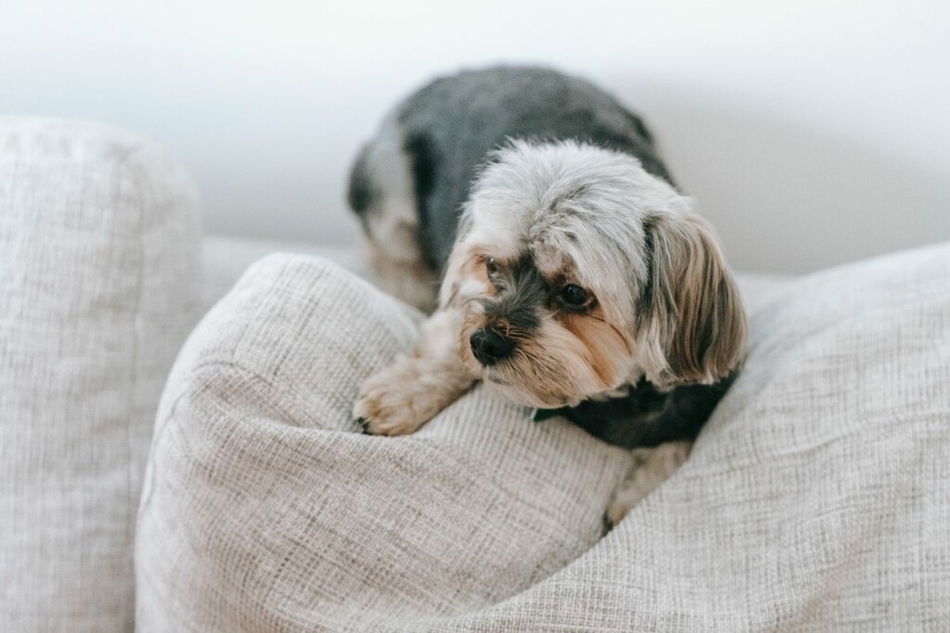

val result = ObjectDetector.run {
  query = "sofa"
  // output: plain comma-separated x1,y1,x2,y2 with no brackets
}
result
2,118,947,632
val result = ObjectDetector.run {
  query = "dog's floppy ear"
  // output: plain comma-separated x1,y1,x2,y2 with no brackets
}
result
436,210,476,309
635,211,746,388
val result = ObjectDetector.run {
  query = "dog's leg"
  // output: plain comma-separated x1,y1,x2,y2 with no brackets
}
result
349,115,440,313
355,308,474,435
365,237,439,313
605,441,692,527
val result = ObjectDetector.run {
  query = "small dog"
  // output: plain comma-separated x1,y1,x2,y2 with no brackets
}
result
348,67,746,524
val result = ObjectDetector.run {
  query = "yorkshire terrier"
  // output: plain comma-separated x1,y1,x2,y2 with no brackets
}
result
348,66,746,525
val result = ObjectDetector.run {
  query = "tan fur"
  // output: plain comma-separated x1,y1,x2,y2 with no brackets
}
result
559,311,631,388
353,309,474,435
464,255,490,285
605,441,692,526
636,213,747,389
438,245,494,309
461,318,615,409
444,250,638,408
366,237,439,313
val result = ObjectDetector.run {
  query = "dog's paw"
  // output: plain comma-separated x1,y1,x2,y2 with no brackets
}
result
354,392,428,436
353,357,442,436
604,441,692,527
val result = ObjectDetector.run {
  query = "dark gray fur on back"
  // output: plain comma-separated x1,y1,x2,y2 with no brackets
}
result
366,66,672,272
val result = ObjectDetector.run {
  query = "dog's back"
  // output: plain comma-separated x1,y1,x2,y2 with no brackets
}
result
348,66,671,307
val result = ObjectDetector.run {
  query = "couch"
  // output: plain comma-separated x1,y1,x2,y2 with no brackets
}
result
2,118,947,632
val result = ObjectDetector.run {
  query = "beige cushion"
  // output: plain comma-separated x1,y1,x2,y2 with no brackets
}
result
135,254,632,630
0,118,201,632
136,241,950,631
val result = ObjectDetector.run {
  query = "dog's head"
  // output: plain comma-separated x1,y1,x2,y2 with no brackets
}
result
440,140,746,408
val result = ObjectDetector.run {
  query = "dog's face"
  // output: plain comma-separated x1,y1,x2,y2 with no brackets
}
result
439,140,746,409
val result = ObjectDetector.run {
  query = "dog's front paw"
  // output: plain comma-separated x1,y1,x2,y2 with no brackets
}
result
354,389,428,436
353,357,443,436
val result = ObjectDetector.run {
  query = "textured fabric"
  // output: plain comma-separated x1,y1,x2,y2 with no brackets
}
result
135,255,633,631
137,242,950,632
0,118,201,632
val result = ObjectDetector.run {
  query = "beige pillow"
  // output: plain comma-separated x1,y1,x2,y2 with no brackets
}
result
0,118,201,632
135,254,632,631
137,242,950,631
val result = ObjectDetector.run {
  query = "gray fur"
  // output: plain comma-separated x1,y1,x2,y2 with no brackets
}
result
351,66,672,274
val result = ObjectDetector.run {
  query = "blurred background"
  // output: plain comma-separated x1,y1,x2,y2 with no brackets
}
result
3,0,949,273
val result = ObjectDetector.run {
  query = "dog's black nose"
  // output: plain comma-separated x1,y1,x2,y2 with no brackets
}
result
470,328,515,365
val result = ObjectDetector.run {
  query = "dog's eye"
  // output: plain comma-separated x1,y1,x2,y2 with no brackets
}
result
484,256,498,275
559,284,592,307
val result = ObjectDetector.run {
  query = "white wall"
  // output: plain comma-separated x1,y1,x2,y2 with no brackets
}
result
3,0,949,273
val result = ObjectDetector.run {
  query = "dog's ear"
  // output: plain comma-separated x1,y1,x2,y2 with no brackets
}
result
635,211,746,388
437,210,476,309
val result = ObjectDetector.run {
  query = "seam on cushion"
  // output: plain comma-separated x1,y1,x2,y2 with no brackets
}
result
164,358,371,434
138,378,194,516
123,146,149,623
119,140,153,613
148,357,265,439
224,261,293,370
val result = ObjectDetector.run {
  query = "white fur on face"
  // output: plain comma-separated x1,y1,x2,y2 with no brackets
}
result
440,140,742,407
451,139,690,319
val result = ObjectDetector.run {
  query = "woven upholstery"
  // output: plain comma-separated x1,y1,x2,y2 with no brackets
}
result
0,118,201,632
137,242,950,631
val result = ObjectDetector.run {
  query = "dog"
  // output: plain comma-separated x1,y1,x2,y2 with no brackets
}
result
348,66,746,524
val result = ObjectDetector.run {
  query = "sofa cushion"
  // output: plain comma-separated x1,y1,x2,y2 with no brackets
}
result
0,118,201,632
135,254,633,631
136,241,950,631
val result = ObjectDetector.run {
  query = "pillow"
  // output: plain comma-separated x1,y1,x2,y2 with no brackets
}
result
0,118,201,632
135,254,633,630
136,242,950,631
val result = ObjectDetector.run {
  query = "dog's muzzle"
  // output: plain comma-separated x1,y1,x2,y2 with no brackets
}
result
469,328,515,365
